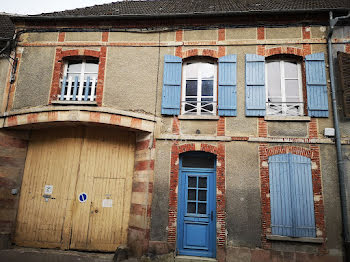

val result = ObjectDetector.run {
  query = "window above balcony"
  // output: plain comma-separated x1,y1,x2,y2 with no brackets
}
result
58,58,99,103
266,58,303,116
182,60,217,116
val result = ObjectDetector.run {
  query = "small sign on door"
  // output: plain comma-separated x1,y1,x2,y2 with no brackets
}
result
44,185,53,195
102,199,113,208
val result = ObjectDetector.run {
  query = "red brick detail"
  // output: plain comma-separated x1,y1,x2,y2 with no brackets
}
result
168,142,226,248
0,135,27,149
176,30,183,42
218,46,225,57
110,115,121,125
257,45,265,56
257,27,265,40
264,46,304,57
259,144,326,253
130,203,147,216
48,111,58,121
217,117,225,136
258,117,267,137
89,112,100,122
49,47,106,105
181,49,219,59
6,116,17,127
346,44,350,53
303,26,311,40
175,46,183,58
58,32,65,42
135,160,155,171
303,44,312,56
309,118,318,138
172,117,180,135
132,182,148,193
136,139,150,151
131,118,142,129
231,136,249,141
27,113,38,124
102,32,109,42
218,28,225,41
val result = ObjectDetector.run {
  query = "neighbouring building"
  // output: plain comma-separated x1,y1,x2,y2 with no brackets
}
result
0,1,350,261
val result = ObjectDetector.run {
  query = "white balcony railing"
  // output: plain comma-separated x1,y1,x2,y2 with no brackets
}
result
58,76,97,102
266,102,304,116
182,100,216,115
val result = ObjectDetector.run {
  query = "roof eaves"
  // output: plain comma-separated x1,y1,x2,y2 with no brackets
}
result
11,8,350,22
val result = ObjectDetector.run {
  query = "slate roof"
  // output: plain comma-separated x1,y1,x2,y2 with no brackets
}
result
31,0,350,18
0,14,15,52
0,15,14,40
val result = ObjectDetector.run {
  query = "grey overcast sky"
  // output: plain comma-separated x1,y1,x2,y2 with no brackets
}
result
1,0,116,15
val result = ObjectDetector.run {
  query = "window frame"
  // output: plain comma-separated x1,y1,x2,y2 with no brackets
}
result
59,57,99,102
265,58,304,116
181,59,218,116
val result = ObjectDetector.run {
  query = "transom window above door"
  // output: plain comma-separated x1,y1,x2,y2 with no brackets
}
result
266,59,303,116
182,60,217,115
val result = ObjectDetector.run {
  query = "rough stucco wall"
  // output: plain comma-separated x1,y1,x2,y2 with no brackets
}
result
13,47,55,110
183,29,218,41
226,28,256,40
320,145,343,255
21,32,58,42
150,140,171,241
268,122,307,137
266,27,302,39
310,26,327,39
109,32,159,42
103,46,160,114
0,58,9,111
343,145,350,236
180,120,217,135
65,32,101,41
226,46,257,136
226,142,261,247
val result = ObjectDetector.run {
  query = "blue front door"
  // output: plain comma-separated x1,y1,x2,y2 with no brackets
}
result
177,162,216,258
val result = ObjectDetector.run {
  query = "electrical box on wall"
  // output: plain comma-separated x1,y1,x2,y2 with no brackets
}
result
324,128,335,137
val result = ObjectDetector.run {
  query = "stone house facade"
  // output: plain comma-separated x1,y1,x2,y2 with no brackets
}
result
0,1,350,261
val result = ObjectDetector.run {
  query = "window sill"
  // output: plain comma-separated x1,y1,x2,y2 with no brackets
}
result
178,115,220,121
264,116,311,122
51,101,98,106
266,235,323,244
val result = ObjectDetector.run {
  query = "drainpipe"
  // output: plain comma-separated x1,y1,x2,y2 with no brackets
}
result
327,11,350,262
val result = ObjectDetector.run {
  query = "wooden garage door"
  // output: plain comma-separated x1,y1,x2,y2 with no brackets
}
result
15,126,135,251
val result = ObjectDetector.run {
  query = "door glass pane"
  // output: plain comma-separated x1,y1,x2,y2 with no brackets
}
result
188,189,196,200
186,63,200,79
187,202,196,213
202,80,213,96
188,176,197,188
186,80,198,97
198,177,207,188
198,203,207,214
85,61,99,72
182,153,215,168
285,79,300,102
267,61,282,102
284,61,298,78
198,190,207,201
67,61,82,73
200,63,215,79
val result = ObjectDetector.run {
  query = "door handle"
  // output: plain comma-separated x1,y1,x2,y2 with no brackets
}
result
211,211,213,221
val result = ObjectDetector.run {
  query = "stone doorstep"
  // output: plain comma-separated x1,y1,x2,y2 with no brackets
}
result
175,255,217,262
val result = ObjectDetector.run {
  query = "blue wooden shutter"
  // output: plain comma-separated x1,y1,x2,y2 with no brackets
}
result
290,154,316,237
245,54,266,116
269,154,293,236
161,55,182,115
218,55,237,116
305,53,329,117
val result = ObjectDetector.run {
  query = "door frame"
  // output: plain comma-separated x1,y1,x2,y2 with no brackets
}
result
176,152,217,258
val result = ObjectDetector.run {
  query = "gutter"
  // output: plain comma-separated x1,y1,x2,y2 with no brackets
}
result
327,11,350,262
